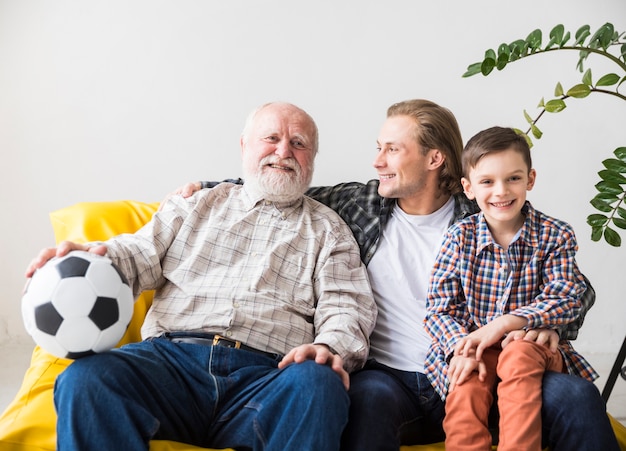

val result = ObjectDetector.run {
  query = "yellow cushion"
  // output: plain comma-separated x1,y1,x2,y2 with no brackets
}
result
1,200,624,451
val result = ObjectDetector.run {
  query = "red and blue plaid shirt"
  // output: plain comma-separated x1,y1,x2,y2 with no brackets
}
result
424,201,598,400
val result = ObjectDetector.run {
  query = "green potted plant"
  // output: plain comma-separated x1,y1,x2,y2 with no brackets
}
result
463,22,626,247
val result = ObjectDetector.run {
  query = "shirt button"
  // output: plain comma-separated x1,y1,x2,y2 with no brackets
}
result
233,302,240,308
226,331,233,337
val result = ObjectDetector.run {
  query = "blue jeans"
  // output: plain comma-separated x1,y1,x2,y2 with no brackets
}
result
54,337,349,451
541,371,619,451
341,360,446,450
341,360,619,451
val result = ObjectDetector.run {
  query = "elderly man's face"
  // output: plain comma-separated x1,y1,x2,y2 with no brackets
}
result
241,103,316,202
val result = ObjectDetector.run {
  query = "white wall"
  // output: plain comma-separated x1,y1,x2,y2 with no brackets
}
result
1,0,624,377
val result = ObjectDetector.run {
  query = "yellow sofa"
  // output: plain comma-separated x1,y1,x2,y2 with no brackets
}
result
0,200,624,451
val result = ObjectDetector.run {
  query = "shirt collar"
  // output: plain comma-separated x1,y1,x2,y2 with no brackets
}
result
475,201,537,252
241,182,304,212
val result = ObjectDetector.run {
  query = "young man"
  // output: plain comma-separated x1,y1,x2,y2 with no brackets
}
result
26,102,377,451
425,126,598,450
174,99,618,450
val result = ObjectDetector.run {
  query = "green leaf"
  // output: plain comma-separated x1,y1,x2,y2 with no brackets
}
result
545,99,567,112
604,226,622,247
481,58,496,76
587,214,609,226
590,225,603,242
566,84,591,98
594,192,619,202
599,169,626,184
509,40,526,60
582,68,593,86
614,147,626,163
496,52,509,70
554,82,564,97
530,124,542,139
537,97,545,108
547,24,565,49
612,217,626,230
618,207,626,220
590,197,614,212
526,29,542,51
596,73,620,87
590,23,615,50
595,180,623,195
591,22,615,50
560,31,571,48
574,25,591,45
595,193,621,203
462,62,483,78
603,158,626,173
523,109,534,124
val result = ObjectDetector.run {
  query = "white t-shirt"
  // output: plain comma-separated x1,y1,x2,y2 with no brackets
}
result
367,197,455,372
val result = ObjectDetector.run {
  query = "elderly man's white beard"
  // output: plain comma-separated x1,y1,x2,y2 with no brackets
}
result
243,156,313,203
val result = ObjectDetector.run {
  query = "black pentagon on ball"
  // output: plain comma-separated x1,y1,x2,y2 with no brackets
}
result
88,296,120,330
56,256,91,278
66,350,96,360
34,302,64,335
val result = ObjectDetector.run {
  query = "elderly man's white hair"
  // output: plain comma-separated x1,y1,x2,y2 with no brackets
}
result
241,102,319,154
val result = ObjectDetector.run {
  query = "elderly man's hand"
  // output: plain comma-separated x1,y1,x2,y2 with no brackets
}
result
279,343,349,390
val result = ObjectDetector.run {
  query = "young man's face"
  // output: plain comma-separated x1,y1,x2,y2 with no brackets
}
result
461,148,536,228
373,115,433,200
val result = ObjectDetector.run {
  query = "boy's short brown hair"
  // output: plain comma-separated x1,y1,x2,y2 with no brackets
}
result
462,126,532,177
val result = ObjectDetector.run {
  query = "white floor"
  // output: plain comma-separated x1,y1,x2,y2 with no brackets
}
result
1,343,625,425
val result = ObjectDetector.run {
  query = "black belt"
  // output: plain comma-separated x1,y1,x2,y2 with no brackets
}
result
162,332,282,360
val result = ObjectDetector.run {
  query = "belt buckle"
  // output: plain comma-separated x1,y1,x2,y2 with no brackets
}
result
212,334,241,349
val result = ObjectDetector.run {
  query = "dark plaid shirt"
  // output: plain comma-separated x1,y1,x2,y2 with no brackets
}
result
201,178,593,340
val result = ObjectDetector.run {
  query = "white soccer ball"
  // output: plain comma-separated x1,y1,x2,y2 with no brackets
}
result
22,250,134,359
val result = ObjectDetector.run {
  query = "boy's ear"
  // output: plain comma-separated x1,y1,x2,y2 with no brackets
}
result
527,168,537,191
461,177,474,199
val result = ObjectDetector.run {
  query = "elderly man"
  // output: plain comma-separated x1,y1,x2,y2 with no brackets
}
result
26,102,377,451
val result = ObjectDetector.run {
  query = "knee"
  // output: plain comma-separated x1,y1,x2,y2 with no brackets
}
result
497,340,544,376
348,369,400,408
56,357,102,390
542,371,604,412
282,360,347,400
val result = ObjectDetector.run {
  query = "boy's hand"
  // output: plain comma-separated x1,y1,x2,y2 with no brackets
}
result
448,353,485,392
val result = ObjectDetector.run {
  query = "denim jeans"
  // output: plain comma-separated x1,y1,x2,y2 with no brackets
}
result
341,360,619,451
54,337,349,451
341,359,446,451
541,371,619,451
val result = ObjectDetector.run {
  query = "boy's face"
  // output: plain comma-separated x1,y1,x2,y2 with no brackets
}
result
461,148,536,228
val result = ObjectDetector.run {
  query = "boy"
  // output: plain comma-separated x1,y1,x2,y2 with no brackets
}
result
424,126,597,450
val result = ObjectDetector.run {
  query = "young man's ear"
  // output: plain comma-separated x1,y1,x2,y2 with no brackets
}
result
461,177,475,199
428,149,445,170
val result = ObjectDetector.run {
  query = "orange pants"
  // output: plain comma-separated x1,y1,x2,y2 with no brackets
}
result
443,339,564,451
